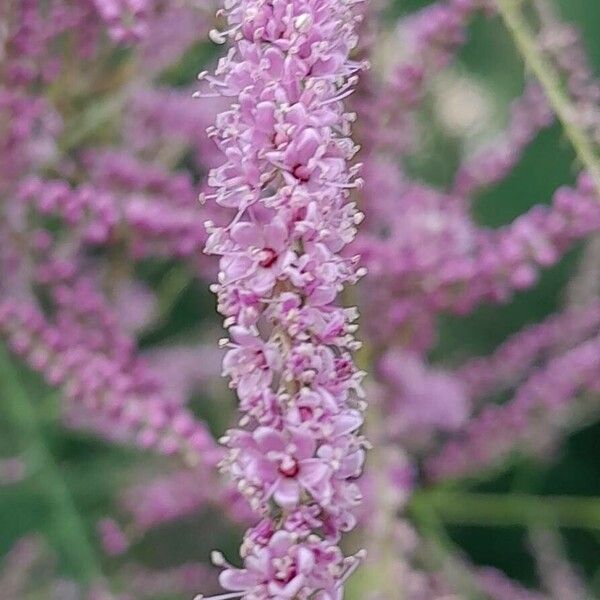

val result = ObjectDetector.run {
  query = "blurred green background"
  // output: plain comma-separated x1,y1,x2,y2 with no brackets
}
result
1,0,599,597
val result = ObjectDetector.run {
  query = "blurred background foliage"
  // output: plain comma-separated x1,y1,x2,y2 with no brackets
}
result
1,0,599,598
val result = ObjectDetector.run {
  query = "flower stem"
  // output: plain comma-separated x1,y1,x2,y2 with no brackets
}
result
343,298,405,599
495,0,600,194
412,490,600,530
409,501,487,600
0,344,104,584
364,399,408,599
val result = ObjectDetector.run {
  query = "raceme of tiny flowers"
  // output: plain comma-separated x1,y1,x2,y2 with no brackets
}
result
452,82,554,197
197,0,369,597
98,468,253,554
356,0,489,158
457,301,600,401
427,334,600,480
356,173,600,353
0,297,221,466
3,0,600,597
92,0,153,43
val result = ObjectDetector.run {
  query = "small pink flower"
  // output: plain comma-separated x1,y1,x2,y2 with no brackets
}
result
220,531,315,598
222,327,281,400
231,426,333,509
213,528,352,600
222,219,295,294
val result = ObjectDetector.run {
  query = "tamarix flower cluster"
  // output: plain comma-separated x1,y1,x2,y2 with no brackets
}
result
197,0,369,597
3,0,600,598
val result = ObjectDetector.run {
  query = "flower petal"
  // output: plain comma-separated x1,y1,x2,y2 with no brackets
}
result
254,426,286,452
219,568,260,591
273,478,300,509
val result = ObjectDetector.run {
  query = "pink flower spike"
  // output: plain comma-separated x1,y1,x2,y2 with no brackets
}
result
198,0,368,597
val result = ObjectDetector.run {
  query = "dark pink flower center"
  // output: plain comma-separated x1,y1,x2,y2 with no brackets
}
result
274,565,297,584
254,349,268,370
273,131,288,146
278,456,300,478
259,247,278,268
292,164,311,182
335,358,353,380
299,406,314,421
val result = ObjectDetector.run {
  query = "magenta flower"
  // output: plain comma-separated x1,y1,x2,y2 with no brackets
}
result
228,426,333,509
215,530,340,600
222,326,281,398
223,220,295,294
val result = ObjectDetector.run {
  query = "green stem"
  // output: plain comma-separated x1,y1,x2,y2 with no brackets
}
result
58,91,127,154
0,344,103,584
357,404,407,599
412,490,600,530
495,0,600,194
410,501,487,600
155,265,193,323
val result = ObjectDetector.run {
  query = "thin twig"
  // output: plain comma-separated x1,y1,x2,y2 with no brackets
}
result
412,490,600,530
495,0,600,194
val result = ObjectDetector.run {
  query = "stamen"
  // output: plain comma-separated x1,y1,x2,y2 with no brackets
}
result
317,87,357,107
337,550,368,588
209,29,228,44
193,91,223,99
194,593,244,600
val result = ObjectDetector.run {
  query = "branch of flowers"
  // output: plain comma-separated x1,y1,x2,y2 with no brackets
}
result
195,0,370,595
359,393,407,599
495,0,600,193
428,333,600,481
411,490,600,530
457,302,600,402
425,397,600,491
99,465,252,556
0,343,104,585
